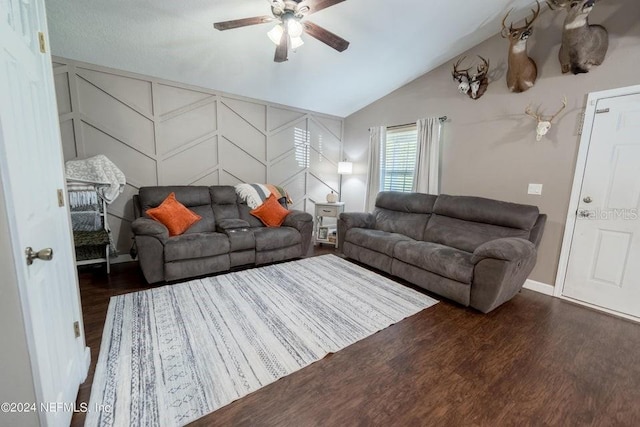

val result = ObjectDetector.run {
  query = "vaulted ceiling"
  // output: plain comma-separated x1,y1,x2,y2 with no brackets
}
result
45,0,540,117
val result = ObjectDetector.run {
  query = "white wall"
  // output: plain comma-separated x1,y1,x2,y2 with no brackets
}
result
53,58,344,258
342,0,640,285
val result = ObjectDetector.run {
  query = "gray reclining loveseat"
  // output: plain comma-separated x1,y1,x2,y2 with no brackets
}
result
132,185,313,283
338,192,546,313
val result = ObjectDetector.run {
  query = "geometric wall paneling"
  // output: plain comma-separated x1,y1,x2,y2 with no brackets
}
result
76,67,153,116
268,120,309,161
220,170,243,186
221,97,267,132
308,155,339,194
79,122,158,188
219,137,267,184
108,184,138,223
54,72,72,115
307,173,337,206
160,136,219,185
270,152,307,187
220,102,267,162
59,119,77,160
280,173,307,211
52,56,343,262
308,118,341,164
268,106,306,131
154,83,214,117
190,170,220,187
156,100,217,156
76,77,156,155
314,114,343,141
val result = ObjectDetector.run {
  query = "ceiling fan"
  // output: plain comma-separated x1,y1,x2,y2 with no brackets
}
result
213,0,350,63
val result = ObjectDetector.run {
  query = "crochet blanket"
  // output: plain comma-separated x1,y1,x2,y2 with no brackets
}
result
234,183,292,209
65,155,126,204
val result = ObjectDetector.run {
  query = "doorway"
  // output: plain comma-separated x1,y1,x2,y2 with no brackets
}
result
556,85,640,321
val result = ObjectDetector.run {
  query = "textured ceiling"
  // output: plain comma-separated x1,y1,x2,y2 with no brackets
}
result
45,0,541,117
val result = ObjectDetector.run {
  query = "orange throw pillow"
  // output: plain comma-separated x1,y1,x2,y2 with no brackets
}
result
146,192,202,236
250,193,290,227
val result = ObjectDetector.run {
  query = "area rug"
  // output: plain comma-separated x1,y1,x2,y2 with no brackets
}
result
86,255,437,426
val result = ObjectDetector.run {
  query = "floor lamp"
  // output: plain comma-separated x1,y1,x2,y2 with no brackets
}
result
337,161,353,202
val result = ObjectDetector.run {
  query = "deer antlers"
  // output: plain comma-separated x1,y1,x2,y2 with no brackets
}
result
525,96,567,122
502,1,541,37
452,56,491,100
526,96,568,141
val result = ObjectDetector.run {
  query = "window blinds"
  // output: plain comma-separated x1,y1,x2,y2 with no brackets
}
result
380,125,418,192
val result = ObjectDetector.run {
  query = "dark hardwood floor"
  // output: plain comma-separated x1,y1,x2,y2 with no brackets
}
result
72,248,640,426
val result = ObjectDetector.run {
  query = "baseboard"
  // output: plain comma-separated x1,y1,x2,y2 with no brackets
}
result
523,279,555,296
110,254,136,264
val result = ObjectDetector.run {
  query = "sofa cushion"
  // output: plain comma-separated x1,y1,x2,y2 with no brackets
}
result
424,215,532,253
373,192,437,241
394,241,474,284
250,193,290,227
146,192,202,237
253,226,301,251
431,194,539,230
423,194,540,252
210,186,241,221
164,232,230,262
345,228,412,257
139,186,215,234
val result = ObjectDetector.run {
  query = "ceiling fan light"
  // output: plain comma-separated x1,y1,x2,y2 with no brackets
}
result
290,36,304,50
267,24,284,45
287,18,303,38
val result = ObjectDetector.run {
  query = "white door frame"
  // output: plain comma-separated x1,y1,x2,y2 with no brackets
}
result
554,84,640,322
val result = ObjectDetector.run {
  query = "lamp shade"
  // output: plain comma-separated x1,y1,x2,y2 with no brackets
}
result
338,161,353,175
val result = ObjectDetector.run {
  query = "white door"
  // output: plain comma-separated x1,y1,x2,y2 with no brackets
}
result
563,93,640,318
0,0,89,425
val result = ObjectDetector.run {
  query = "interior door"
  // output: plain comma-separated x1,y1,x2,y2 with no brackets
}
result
0,0,89,425
563,93,640,318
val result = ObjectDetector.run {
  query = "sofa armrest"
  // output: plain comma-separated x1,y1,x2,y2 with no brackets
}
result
339,212,375,230
337,212,375,252
471,237,536,265
282,210,313,256
131,218,169,243
282,210,313,230
216,219,250,232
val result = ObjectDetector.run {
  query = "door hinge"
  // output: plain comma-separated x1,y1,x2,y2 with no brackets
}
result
73,321,81,338
38,32,46,53
57,189,65,207
577,110,586,136
596,108,610,114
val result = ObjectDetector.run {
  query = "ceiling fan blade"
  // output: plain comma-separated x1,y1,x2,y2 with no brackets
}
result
301,0,347,15
303,21,349,52
213,16,275,31
274,27,289,62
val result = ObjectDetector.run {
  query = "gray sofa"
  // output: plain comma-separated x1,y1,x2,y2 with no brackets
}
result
131,185,313,283
338,192,546,313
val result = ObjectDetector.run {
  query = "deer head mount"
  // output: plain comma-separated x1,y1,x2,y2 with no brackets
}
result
525,96,567,141
548,0,608,74
451,56,490,100
501,1,540,93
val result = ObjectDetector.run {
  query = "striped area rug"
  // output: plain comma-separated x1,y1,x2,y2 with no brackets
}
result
86,255,437,426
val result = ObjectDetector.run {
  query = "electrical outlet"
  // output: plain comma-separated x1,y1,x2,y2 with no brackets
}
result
528,183,543,195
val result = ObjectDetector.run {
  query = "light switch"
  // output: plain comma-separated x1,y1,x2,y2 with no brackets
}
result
528,183,543,195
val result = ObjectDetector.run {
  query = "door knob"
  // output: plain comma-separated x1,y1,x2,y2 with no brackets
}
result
583,196,593,203
25,247,53,265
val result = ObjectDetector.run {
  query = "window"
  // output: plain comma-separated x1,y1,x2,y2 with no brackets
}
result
380,125,418,192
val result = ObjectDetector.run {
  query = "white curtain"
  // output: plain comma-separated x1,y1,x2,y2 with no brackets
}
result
365,126,386,211
414,117,442,194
